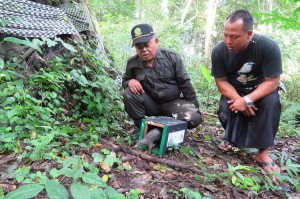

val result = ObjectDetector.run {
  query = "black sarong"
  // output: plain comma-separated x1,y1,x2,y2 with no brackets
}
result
218,90,281,148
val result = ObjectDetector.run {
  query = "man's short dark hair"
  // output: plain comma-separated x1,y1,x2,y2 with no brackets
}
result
226,10,253,32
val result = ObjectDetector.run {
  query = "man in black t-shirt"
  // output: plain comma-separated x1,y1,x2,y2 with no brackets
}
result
211,10,282,174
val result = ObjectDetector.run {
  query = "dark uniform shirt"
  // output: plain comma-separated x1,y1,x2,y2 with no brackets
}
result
122,48,199,107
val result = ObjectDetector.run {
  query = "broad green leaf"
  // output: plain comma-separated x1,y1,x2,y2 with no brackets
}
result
82,172,107,187
3,37,42,53
180,187,202,199
231,175,240,186
235,172,245,181
32,38,44,48
79,75,89,85
15,166,31,183
104,155,116,168
0,185,3,198
72,158,83,180
85,89,94,97
127,189,140,199
1,19,8,28
101,149,110,155
244,178,255,186
104,187,125,199
83,118,94,123
70,183,90,199
4,184,44,199
45,180,69,199
204,135,211,141
61,42,77,53
92,153,104,163
200,65,212,83
3,97,15,105
42,37,58,47
87,102,96,110
50,92,57,98
90,188,106,199
49,168,64,179
6,109,19,118
296,183,300,191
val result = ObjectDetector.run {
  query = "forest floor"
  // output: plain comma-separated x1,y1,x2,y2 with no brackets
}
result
0,114,299,199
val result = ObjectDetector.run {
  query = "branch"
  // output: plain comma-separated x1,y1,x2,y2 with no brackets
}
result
99,138,204,176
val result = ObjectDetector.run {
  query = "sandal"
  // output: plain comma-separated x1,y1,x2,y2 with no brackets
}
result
218,140,234,152
257,161,281,175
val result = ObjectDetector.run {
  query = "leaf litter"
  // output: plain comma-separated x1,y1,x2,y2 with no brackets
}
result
0,116,299,198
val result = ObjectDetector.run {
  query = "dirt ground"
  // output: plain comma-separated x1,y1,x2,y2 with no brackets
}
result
0,116,299,199
100,120,299,199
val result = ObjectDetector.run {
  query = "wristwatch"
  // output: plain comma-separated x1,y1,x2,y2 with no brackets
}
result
243,95,253,108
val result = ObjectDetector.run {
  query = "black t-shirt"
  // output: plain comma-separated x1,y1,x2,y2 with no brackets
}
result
211,33,282,89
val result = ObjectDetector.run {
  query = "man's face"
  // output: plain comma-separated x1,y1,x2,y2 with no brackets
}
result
223,19,252,53
135,38,158,62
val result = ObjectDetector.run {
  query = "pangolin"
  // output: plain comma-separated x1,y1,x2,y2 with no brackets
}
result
134,128,162,152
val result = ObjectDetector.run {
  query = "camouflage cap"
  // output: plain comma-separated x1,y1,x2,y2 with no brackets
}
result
131,23,155,47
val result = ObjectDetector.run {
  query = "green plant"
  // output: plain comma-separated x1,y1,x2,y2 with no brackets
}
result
219,163,261,193
180,187,212,199
279,101,300,137
0,34,126,154
273,151,300,192
192,65,219,111
2,37,42,53
127,189,140,199
181,145,196,157
3,184,44,199
4,151,131,199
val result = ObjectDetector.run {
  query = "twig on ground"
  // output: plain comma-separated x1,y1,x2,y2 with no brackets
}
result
0,154,16,166
99,138,204,176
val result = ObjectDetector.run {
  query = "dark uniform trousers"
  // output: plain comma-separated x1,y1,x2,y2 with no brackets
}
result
123,87,202,129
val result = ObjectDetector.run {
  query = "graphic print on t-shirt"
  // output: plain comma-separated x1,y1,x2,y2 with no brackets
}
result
236,62,257,84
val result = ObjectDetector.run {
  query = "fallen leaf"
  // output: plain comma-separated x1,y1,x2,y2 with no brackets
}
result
102,174,109,182
202,157,216,165
16,139,22,153
164,173,177,179
122,161,132,170
136,188,145,194
100,161,111,173
131,173,152,186
159,187,168,199
203,185,218,193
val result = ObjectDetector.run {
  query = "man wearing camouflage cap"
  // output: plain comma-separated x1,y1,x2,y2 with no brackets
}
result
122,23,203,139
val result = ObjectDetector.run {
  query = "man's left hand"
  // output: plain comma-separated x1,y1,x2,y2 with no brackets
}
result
228,97,257,116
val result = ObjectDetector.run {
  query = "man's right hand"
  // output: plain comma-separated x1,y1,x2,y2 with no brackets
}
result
128,79,144,95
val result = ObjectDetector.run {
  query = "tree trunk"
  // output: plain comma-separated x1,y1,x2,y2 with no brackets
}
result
180,0,193,25
203,0,219,67
267,0,273,33
161,0,169,18
136,0,142,20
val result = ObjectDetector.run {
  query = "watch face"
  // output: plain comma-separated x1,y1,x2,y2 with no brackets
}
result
246,102,253,107
244,96,253,107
